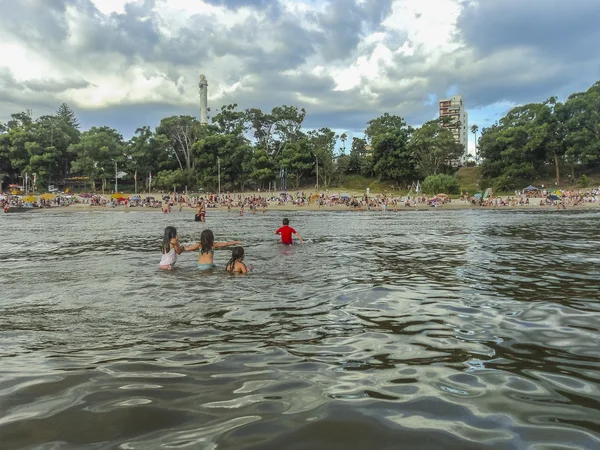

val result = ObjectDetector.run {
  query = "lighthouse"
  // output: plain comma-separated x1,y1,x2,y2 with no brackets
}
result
199,74,208,125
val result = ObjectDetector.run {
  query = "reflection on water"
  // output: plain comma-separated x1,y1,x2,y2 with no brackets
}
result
1,209,599,449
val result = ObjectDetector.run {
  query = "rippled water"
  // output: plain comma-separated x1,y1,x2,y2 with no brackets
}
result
1,209,599,449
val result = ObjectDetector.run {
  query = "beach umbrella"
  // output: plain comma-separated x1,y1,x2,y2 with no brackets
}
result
111,193,129,199
436,193,449,198
40,193,56,200
340,193,350,199
524,185,538,191
23,196,35,203
474,193,483,200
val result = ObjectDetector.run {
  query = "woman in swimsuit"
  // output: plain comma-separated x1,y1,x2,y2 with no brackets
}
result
184,229,241,270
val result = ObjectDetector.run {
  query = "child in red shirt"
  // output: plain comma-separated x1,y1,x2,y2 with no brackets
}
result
275,218,304,245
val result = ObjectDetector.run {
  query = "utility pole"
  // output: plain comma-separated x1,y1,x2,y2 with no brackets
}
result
315,155,319,192
217,156,221,195
113,160,118,193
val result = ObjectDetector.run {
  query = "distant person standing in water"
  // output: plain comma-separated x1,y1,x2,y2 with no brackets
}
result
275,218,304,245
195,198,206,222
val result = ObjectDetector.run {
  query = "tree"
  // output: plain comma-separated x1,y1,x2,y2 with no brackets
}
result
563,84,600,178
470,124,479,163
212,104,246,135
422,174,460,195
280,137,313,189
245,108,276,153
348,137,369,175
249,148,276,188
69,127,125,191
56,103,80,130
126,126,166,190
410,119,463,176
308,127,337,189
193,132,252,191
155,116,201,172
271,105,306,157
366,113,415,182
340,133,348,154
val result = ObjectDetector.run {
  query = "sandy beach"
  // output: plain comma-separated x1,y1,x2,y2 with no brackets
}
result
14,198,600,213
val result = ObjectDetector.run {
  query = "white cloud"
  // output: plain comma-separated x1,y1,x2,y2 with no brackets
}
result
89,0,134,15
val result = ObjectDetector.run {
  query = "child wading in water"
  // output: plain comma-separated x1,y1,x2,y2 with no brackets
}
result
159,226,184,270
226,246,248,274
184,229,241,270
275,218,304,245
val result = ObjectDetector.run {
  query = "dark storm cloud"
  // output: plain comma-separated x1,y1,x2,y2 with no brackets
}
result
21,78,92,93
457,0,600,62
312,0,394,61
452,0,600,109
0,0,72,46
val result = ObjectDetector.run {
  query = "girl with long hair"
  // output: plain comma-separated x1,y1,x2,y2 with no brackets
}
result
159,226,184,270
226,246,247,274
184,229,241,270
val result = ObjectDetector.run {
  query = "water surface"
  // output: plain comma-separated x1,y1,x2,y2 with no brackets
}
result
1,209,599,449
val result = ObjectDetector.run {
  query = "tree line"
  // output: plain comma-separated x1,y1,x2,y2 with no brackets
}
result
2,81,598,194
478,80,600,191
0,102,464,193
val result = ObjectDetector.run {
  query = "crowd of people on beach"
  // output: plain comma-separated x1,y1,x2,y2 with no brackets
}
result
2,185,600,213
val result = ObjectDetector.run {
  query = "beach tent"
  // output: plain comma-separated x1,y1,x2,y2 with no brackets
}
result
340,193,350,199
40,193,56,200
524,185,538,191
474,193,483,200
111,193,129,199
548,194,560,201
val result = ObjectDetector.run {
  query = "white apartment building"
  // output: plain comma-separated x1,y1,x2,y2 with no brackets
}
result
439,95,469,164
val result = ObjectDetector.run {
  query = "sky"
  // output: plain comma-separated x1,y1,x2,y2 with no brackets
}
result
1,0,599,155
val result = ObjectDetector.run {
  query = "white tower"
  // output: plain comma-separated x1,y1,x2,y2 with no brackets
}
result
199,74,208,125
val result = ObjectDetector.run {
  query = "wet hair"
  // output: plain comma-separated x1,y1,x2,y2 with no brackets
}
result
200,229,214,254
226,246,245,272
283,218,289,225
162,226,177,253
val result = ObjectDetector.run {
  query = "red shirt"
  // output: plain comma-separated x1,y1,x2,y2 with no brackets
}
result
276,225,296,245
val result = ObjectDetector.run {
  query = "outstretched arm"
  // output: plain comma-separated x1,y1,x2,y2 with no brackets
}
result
183,242,200,252
214,240,242,248
293,232,304,243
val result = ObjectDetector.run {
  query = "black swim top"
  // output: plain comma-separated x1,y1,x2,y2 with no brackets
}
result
200,248,214,255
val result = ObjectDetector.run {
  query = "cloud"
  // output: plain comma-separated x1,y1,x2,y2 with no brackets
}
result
0,0,598,138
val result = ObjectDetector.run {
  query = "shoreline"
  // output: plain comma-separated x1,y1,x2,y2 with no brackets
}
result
13,201,600,214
